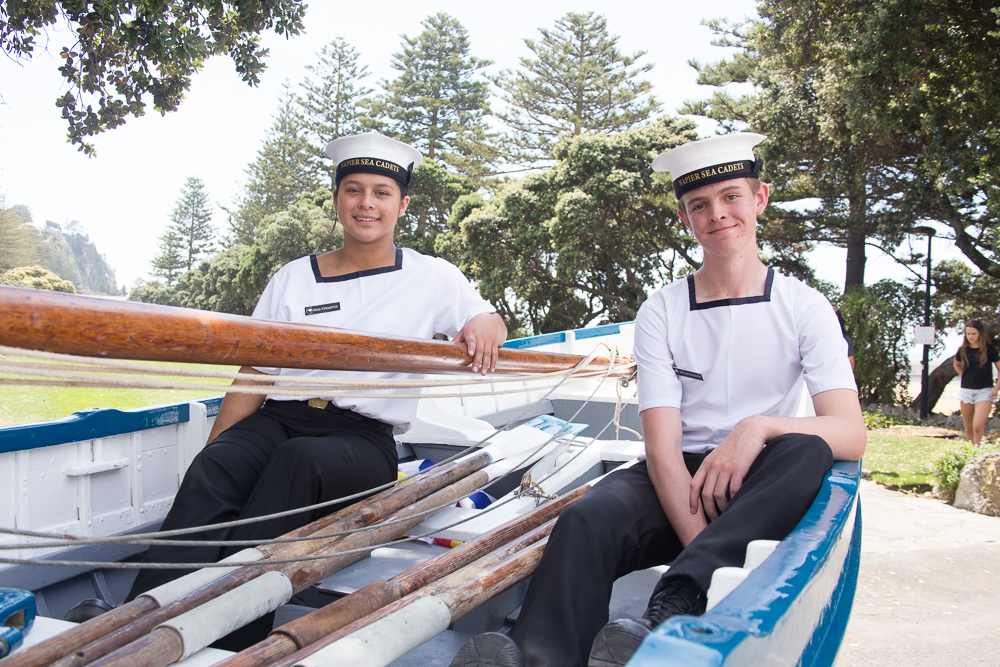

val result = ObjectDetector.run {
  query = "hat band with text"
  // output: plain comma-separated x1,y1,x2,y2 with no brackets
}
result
672,158,762,198
336,158,411,189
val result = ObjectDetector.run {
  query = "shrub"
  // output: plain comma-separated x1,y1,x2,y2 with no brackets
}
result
931,443,999,493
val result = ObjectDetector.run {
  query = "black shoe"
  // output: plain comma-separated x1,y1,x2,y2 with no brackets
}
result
642,577,707,626
588,578,707,667
450,632,524,667
588,618,654,667
64,598,114,623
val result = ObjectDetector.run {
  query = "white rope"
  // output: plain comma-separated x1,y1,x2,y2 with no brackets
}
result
3,343,617,547
0,344,636,568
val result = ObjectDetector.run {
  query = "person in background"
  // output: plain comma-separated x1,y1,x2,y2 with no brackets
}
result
953,319,1000,446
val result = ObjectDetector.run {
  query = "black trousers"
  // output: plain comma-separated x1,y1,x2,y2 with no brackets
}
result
510,433,834,667
125,399,397,649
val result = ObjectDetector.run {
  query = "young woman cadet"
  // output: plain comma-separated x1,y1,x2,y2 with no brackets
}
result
122,133,507,648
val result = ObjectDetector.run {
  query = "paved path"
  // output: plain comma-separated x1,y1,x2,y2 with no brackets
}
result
835,481,1000,666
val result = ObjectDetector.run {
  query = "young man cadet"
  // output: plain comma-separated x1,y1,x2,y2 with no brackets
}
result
450,133,865,667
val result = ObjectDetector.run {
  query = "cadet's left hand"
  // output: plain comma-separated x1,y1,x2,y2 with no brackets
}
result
454,313,507,375
689,416,768,521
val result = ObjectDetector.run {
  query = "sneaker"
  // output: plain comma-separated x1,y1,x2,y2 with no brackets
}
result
642,577,706,626
588,618,654,667
450,632,524,667
588,577,706,667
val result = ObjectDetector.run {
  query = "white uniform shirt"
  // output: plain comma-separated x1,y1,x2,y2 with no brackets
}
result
634,268,857,454
252,247,496,434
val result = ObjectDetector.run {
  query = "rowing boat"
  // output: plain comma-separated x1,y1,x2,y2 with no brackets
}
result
0,286,861,666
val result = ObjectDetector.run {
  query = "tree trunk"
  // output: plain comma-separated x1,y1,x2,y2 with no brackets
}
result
909,357,957,414
844,231,867,290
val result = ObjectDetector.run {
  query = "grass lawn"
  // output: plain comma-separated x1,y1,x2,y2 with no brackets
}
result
863,430,966,490
0,358,236,427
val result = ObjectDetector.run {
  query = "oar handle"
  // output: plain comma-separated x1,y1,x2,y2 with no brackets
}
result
0,286,630,376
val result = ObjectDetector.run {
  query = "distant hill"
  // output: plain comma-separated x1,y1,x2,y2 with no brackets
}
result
38,222,121,295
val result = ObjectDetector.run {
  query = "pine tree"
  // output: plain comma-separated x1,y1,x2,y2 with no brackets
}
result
492,12,661,164
376,13,497,179
299,38,374,189
227,81,319,245
167,177,216,272
151,229,186,286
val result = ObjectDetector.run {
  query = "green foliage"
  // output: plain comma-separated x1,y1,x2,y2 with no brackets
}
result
226,82,320,246
930,442,1000,493
863,411,922,430
0,200,42,271
298,38,375,189
128,278,180,306
374,13,497,179
0,1,306,155
0,265,76,293
399,160,479,257
492,12,661,164
685,1,1000,295
838,280,933,405
439,120,700,335
932,259,1000,328
151,230,187,286
166,177,216,272
132,187,339,315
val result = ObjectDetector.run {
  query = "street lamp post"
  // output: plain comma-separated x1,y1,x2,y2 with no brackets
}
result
911,226,936,419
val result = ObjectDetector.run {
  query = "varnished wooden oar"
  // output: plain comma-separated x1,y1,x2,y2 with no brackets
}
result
13,454,489,667
0,286,630,376
85,470,492,667
278,538,549,667
218,484,591,667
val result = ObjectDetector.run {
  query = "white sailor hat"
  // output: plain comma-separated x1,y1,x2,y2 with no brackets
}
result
652,133,765,198
326,133,424,190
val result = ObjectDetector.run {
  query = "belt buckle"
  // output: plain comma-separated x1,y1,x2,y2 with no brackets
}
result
307,398,329,410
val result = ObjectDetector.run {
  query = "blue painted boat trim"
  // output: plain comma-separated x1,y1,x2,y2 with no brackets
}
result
0,397,224,454
629,460,861,667
504,322,632,349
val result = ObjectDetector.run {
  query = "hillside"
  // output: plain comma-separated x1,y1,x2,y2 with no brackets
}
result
37,222,120,294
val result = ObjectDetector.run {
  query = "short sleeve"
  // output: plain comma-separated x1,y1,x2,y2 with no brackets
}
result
248,269,286,375
634,296,683,412
797,291,857,396
989,345,1000,363
431,259,495,337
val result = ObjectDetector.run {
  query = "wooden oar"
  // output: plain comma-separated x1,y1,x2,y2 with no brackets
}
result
13,453,489,667
84,470,493,667
0,286,630,376
279,538,549,667
217,484,591,667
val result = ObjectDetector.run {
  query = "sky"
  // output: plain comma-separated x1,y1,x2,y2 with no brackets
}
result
0,0,969,358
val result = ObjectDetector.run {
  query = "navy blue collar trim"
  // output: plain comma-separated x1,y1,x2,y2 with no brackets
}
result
688,268,774,310
310,247,404,283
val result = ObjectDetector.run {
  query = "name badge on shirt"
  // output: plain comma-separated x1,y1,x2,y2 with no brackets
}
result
673,366,704,381
305,302,341,316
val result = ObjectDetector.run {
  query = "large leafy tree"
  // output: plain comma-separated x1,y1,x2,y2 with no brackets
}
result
437,119,700,335
1,1,306,156
395,160,479,258
683,6,920,290
298,38,374,188
491,12,662,165
226,82,319,245
374,13,497,179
